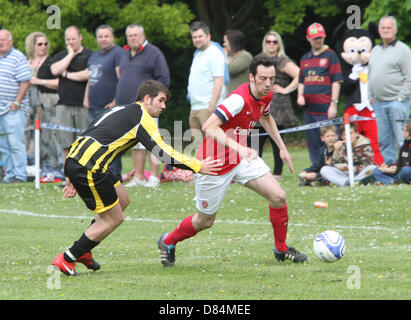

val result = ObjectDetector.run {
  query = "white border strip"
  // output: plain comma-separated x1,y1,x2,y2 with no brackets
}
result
0,208,405,233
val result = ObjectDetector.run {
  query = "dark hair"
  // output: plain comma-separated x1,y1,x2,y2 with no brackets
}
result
95,24,114,36
340,122,358,134
224,29,245,53
190,21,210,35
320,125,337,136
249,54,275,76
136,80,171,102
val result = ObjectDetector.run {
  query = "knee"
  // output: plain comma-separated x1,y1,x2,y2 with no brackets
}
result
193,213,216,231
119,195,130,211
112,212,125,229
269,189,286,208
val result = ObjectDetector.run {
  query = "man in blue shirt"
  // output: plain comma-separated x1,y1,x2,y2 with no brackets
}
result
115,24,170,188
84,25,124,181
0,29,31,183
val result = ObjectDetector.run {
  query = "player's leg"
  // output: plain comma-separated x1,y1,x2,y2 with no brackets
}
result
52,163,125,275
158,211,216,267
245,172,288,251
244,166,307,263
158,171,232,266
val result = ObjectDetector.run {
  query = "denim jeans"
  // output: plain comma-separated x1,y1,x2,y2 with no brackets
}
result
303,112,328,164
373,99,410,164
373,166,411,184
0,109,27,182
399,166,411,184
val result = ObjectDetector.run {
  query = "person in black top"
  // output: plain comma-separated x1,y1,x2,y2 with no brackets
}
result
50,26,93,169
51,80,222,276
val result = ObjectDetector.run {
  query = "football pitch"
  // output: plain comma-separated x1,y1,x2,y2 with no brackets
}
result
0,145,410,300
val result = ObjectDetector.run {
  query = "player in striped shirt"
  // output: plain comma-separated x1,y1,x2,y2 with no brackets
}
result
158,55,308,266
51,80,222,276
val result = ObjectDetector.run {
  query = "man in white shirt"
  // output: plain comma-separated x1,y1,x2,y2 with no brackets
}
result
187,21,226,148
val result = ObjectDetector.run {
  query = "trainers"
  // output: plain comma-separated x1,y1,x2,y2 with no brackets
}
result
157,233,175,267
124,176,146,187
52,253,78,276
144,175,160,188
76,252,101,271
273,246,308,263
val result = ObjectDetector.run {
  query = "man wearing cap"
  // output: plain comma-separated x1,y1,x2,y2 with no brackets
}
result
297,23,343,164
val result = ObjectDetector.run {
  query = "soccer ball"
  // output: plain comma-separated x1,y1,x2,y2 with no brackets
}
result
313,230,346,263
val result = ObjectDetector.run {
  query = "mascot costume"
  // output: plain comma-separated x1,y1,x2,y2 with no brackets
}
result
335,23,384,165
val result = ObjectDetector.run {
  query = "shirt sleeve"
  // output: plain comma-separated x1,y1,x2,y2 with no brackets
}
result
329,51,343,83
215,94,244,123
209,46,225,78
15,56,31,82
136,109,202,173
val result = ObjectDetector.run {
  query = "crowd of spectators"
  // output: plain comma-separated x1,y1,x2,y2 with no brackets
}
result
0,15,409,186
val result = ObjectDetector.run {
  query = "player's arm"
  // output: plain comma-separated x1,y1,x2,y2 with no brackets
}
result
138,115,221,175
259,114,294,173
202,113,257,161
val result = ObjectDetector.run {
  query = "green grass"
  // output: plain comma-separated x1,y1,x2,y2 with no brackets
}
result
0,143,410,300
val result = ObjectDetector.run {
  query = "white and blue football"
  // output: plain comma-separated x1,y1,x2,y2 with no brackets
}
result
313,230,346,263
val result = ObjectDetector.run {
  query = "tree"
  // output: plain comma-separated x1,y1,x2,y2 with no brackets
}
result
363,0,411,45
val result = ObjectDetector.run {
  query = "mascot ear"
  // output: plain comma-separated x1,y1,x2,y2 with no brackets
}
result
331,21,347,54
368,22,379,40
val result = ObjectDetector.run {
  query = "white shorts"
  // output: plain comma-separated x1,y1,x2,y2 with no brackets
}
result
134,117,159,150
195,157,270,215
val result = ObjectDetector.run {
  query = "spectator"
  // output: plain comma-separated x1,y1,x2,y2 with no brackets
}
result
25,32,60,170
187,21,226,147
320,122,376,186
298,125,338,186
222,29,252,94
297,23,343,164
0,29,31,183
254,30,300,179
370,123,411,185
50,26,92,173
116,24,170,188
368,15,411,165
84,25,124,181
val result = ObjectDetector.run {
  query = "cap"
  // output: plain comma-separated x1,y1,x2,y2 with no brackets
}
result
306,23,326,39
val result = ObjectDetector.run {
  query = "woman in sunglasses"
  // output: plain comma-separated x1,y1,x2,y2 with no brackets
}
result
256,31,300,180
25,32,60,171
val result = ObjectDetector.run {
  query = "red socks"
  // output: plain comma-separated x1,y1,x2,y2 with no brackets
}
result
164,207,289,252
164,215,198,246
269,203,289,252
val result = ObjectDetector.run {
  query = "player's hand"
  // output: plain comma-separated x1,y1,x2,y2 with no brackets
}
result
280,148,294,173
199,157,223,175
238,145,258,162
62,178,77,198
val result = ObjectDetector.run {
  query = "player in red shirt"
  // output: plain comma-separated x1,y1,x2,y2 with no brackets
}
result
158,55,308,266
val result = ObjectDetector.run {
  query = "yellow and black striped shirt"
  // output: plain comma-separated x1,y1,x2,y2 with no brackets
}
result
67,102,201,174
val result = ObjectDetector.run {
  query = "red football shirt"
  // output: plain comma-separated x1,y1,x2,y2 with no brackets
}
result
197,83,272,175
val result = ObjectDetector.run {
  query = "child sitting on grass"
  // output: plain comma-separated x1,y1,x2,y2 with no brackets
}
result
320,122,376,186
370,123,411,185
298,125,338,186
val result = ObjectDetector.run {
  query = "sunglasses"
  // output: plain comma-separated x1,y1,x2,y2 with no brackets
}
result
265,40,278,45
36,42,48,47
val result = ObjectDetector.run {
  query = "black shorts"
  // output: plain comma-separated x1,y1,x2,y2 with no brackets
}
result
64,158,121,214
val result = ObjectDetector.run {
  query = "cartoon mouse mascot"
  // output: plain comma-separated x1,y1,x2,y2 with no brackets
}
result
335,23,384,165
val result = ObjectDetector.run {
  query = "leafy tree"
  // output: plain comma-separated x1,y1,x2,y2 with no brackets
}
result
363,0,411,45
